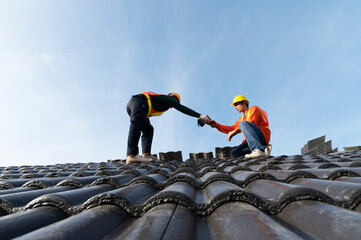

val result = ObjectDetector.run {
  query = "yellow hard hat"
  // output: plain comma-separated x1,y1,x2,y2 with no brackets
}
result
231,95,249,106
169,92,181,103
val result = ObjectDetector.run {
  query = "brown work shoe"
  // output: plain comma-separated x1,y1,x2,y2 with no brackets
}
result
126,155,152,164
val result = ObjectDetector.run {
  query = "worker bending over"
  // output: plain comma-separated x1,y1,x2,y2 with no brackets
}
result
126,92,210,164
209,95,272,158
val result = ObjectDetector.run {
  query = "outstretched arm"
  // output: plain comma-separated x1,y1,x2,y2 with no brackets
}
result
209,120,241,141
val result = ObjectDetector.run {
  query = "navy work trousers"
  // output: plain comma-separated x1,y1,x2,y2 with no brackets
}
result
231,121,267,158
126,94,154,156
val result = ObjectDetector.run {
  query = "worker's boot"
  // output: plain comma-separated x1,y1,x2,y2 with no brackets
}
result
142,154,159,161
265,144,272,157
245,149,266,158
126,155,152,164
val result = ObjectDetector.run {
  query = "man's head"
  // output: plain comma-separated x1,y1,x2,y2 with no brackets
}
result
168,92,181,103
231,95,249,113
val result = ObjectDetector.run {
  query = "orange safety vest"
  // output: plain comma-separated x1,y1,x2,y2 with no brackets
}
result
141,92,169,117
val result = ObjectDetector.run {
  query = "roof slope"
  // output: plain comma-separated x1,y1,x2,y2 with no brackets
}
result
1,151,361,239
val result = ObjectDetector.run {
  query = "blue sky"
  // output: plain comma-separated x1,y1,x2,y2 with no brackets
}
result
1,0,361,166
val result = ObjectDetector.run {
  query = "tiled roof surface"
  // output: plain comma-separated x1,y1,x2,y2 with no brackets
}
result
1,150,361,239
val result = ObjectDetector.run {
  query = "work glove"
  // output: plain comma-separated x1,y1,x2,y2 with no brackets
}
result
209,120,217,128
227,130,237,141
198,115,211,127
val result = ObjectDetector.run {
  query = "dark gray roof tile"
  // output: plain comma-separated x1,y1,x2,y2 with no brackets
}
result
147,168,173,177
204,202,304,239
129,174,166,187
0,186,76,214
0,187,38,196
194,181,268,215
278,200,361,240
150,182,196,205
22,178,67,188
334,176,361,183
227,165,253,173
16,205,128,240
83,183,159,215
25,185,116,214
0,173,23,179
295,168,360,179
48,176,97,187
0,206,67,239
290,178,361,208
232,171,277,186
172,166,197,176
106,204,179,240
245,179,334,212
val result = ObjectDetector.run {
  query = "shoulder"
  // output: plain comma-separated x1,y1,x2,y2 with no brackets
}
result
249,106,260,113
155,95,180,105
151,94,169,100
248,106,265,117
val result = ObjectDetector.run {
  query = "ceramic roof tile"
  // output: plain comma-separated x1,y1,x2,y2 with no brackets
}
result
290,178,361,208
25,184,116,214
0,206,67,239
0,186,76,214
83,183,159,215
204,202,304,239
335,176,361,183
278,200,361,240
17,205,128,240
106,203,180,240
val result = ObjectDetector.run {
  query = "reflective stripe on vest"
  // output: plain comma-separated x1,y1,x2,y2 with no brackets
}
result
141,92,167,117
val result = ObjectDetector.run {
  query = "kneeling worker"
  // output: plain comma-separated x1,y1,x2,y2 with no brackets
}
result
209,95,272,158
126,91,210,164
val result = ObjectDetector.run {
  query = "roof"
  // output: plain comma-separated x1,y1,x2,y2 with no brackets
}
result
1,150,361,239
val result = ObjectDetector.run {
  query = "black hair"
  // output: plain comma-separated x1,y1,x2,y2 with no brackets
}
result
241,101,249,108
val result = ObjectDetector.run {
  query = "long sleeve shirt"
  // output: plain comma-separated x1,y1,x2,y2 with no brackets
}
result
215,106,271,144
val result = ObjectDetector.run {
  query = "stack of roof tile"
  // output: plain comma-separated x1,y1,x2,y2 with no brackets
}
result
189,152,214,160
344,146,361,151
301,135,337,155
215,146,237,159
159,151,183,161
1,150,361,239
